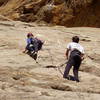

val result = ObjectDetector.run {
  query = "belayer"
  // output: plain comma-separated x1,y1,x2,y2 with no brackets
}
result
63,36,85,82
23,33,44,60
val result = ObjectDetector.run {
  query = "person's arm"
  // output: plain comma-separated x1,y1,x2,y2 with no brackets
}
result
23,49,27,53
66,49,70,60
81,47,85,60
66,43,71,60
81,53,85,60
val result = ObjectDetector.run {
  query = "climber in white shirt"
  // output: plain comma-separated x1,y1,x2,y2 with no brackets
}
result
63,36,85,82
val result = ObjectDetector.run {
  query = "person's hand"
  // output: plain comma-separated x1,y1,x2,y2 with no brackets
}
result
81,56,84,61
23,51,25,53
23,50,26,53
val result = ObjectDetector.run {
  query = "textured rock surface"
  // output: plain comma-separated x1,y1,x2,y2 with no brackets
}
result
0,21,100,99
0,0,100,27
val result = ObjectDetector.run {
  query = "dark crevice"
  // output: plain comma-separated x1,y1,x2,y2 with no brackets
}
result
45,65,57,68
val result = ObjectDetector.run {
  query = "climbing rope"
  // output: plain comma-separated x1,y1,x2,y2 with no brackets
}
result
57,61,67,75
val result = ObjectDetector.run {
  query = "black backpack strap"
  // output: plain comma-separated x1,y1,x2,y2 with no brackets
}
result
71,49,81,55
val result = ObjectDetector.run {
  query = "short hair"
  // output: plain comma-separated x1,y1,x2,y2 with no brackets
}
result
27,33,33,38
72,36,79,43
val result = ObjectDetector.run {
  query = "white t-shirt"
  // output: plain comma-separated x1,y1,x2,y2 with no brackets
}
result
67,42,84,54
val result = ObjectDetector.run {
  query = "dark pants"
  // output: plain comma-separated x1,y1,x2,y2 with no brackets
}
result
63,50,82,81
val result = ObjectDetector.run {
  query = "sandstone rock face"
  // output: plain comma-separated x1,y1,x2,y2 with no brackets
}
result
0,0,9,6
0,0,100,27
0,21,100,100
